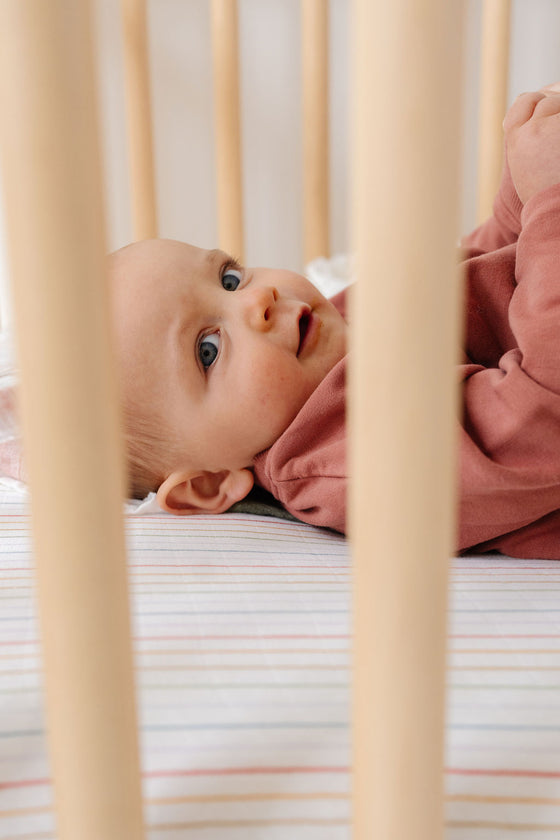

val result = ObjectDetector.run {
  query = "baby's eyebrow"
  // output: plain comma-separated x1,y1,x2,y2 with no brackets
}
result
205,248,232,268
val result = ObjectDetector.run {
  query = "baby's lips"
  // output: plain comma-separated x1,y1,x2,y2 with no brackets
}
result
297,307,321,358
296,304,312,356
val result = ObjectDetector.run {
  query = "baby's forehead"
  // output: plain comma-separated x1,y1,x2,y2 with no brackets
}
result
109,238,195,273
108,240,233,348
108,239,229,289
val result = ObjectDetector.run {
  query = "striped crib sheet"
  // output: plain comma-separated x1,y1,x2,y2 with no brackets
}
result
446,557,560,838
0,489,559,838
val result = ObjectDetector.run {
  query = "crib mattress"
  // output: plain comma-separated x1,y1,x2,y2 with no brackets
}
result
1,489,560,839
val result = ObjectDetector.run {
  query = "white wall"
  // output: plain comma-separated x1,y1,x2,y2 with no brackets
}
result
461,0,560,232
2,0,560,313
93,0,349,271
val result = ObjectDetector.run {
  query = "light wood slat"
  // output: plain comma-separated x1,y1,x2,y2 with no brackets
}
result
350,0,464,837
0,3,145,838
211,0,244,260
122,0,158,239
477,0,511,222
302,0,330,263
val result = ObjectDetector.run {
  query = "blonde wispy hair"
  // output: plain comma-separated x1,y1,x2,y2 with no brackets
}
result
121,403,182,500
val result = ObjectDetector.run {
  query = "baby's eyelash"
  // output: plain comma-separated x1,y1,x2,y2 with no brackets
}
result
220,256,243,277
220,257,244,292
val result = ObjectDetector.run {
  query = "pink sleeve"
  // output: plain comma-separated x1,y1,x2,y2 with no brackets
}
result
253,358,347,533
461,153,524,254
458,184,560,552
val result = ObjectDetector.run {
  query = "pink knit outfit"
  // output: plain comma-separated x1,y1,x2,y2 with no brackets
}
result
255,165,560,559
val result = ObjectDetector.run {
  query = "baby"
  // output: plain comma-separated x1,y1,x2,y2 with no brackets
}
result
109,240,348,530
109,84,560,560
5,85,560,559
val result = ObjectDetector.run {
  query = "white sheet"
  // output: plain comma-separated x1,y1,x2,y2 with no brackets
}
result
1,489,560,838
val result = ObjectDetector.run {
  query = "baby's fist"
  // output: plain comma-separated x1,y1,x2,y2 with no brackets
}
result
503,89,560,203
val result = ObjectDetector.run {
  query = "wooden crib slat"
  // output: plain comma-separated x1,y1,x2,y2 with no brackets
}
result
350,1,464,838
122,0,158,239
0,4,145,839
211,0,244,261
477,0,511,222
302,0,330,263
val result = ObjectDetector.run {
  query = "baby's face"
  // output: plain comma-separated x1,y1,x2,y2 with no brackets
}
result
110,239,347,474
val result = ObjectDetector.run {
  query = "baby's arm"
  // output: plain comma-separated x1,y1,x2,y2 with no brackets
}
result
459,178,560,553
462,85,560,254
461,154,522,253
457,86,560,553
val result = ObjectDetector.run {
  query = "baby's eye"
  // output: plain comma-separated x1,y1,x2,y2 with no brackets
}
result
222,268,242,291
198,332,220,369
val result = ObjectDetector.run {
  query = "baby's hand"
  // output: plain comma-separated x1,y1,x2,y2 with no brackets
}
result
503,88,560,203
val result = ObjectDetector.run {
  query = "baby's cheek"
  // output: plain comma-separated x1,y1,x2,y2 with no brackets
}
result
253,367,291,414
249,360,306,427
271,369,313,424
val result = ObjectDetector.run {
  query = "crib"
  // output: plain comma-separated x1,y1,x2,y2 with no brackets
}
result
0,1,558,839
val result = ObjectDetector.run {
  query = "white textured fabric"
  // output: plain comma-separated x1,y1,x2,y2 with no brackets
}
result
305,254,353,300
0,479,162,515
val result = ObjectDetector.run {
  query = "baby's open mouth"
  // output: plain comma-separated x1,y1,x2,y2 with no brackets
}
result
297,311,311,355
297,309,317,356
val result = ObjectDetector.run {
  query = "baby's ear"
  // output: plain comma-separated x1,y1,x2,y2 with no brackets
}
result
156,468,254,516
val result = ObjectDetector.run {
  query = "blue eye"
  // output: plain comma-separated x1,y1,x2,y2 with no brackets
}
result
222,268,242,291
198,332,220,369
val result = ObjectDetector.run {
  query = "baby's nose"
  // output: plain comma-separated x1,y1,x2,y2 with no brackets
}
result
242,286,279,330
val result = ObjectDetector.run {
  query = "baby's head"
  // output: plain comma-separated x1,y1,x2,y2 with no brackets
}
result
108,239,347,514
